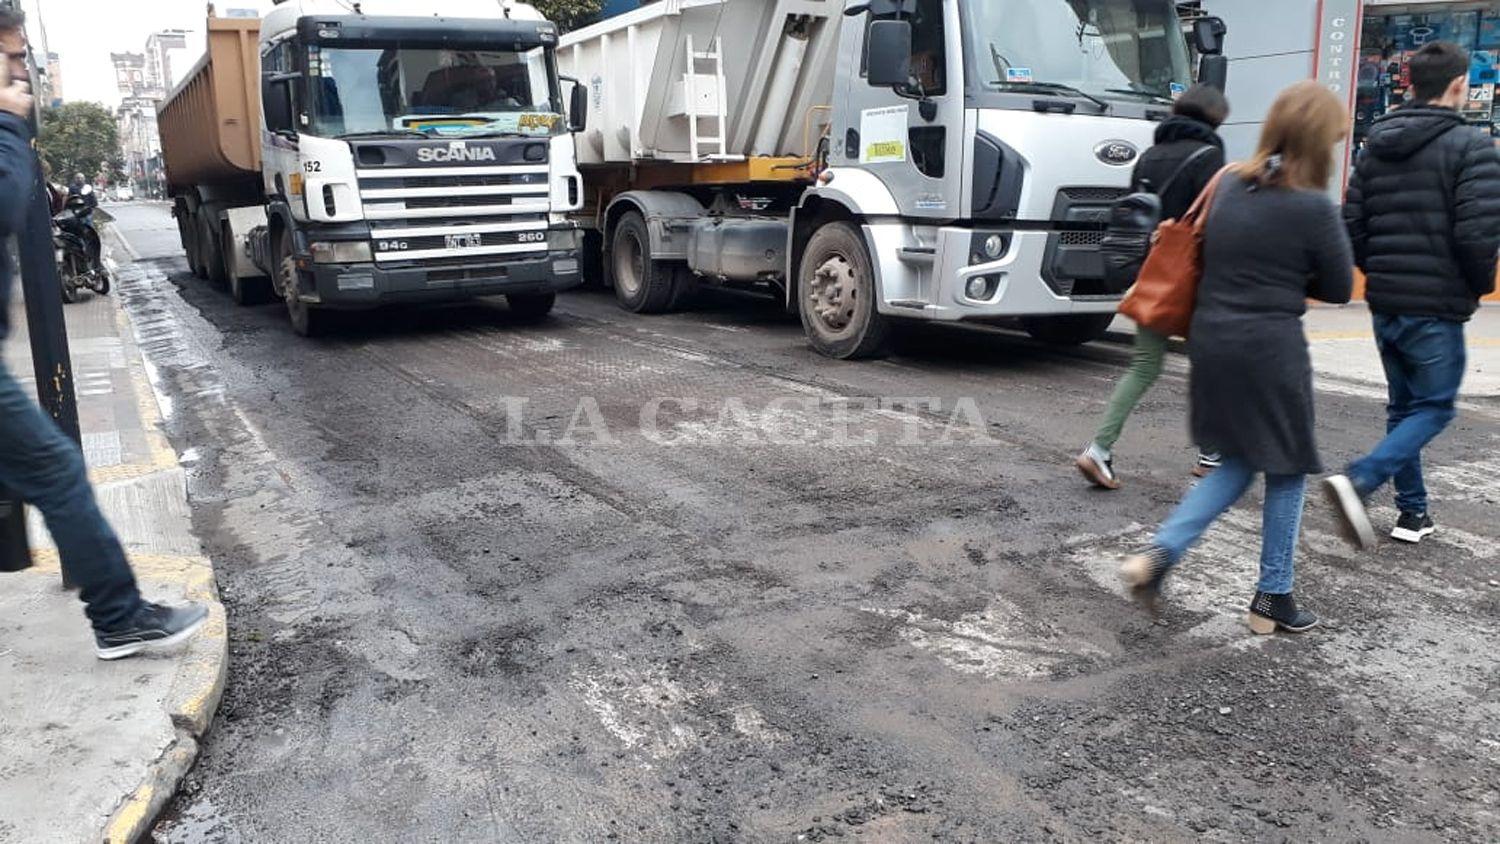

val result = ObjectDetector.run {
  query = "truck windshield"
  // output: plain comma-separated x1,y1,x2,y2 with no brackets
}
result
962,0,1193,106
309,45,564,139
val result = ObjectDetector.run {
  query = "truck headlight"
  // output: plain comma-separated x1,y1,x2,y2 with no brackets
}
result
548,228,582,251
309,241,373,264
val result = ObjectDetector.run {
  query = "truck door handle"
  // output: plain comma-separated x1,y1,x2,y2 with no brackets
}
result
845,128,860,158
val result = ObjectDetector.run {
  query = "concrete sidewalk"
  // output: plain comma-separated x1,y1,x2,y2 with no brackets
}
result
0,235,225,843
1108,303,1500,400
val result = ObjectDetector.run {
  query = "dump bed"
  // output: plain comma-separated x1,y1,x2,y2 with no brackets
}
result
558,0,841,166
158,15,262,192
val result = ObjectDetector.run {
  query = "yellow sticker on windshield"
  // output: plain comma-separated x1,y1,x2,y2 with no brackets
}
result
518,113,561,132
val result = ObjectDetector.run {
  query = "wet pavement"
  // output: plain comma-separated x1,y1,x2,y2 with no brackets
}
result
100,203,1500,842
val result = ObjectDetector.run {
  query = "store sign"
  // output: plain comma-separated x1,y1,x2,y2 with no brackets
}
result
1315,0,1363,98
1315,0,1364,195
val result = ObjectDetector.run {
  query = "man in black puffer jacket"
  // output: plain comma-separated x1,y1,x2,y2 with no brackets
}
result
1326,41,1500,550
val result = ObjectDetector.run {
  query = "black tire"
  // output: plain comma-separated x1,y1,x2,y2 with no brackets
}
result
93,270,111,296
607,211,682,313
186,209,208,280
1021,313,1117,346
277,228,324,337
506,292,556,322
797,221,892,360
59,253,80,304
200,211,227,287
223,224,268,306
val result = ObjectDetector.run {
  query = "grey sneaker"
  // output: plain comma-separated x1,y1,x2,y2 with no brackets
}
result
95,601,209,661
1076,443,1120,490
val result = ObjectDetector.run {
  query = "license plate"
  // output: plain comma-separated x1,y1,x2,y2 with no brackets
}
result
445,233,482,250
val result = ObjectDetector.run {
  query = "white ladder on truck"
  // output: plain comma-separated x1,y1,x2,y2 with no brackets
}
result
684,34,729,161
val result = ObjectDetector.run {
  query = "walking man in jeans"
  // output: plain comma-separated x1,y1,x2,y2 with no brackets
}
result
0,9,206,658
1326,41,1500,548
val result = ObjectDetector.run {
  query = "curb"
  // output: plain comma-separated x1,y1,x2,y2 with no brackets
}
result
91,224,228,843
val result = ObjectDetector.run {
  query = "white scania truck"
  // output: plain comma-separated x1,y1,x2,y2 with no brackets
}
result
159,0,588,336
560,0,1226,358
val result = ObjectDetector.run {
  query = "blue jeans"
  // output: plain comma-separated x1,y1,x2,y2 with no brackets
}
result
1348,314,1466,514
0,358,141,630
1152,457,1306,594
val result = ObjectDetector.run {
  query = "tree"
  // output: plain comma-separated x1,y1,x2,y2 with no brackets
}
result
39,102,119,184
530,0,604,33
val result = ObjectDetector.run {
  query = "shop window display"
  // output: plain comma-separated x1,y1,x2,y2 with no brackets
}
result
1359,8,1500,147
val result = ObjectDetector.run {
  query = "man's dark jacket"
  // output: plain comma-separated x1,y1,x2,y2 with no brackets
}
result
0,113,35,342
1345,104,1500,321
1132,115,1226,221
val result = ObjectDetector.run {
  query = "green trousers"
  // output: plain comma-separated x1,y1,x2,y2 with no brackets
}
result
1093,327,1170,452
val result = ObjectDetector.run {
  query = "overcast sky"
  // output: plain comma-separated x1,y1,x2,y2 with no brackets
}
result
35,0,274,108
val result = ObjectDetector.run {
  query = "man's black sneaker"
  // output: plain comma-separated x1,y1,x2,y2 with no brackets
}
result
1322,474,1376,550
95,601,209,661
1391,511,1436,544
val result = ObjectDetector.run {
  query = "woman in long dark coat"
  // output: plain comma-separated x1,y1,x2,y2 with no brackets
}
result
1120,81,1355,635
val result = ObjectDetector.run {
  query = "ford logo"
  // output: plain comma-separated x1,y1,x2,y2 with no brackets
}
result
1095,141,1139,166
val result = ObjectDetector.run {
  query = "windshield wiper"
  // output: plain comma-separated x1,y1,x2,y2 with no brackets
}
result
1103,88,1175,105
336,129,430,140
993,81,1110,113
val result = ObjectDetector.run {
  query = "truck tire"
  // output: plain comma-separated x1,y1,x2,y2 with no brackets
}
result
222,223,268,306
276,228,325,337
184,211,207,279
506,292,555,322
1021,313,1116,346
797,221,892,360
607,211,683,314
199,211,227,287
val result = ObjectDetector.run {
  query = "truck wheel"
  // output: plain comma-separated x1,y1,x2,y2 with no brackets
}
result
608,211,679,314
1021,313,1117,346
276,229,324,337
200,212,227,287
798,222,892,360
506,292,555,322
223,224,267,306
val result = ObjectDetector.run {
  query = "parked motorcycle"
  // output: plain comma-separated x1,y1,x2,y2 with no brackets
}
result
53,191,110,303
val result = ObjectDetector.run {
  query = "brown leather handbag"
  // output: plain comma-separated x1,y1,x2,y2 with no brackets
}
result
1118,166,1231,339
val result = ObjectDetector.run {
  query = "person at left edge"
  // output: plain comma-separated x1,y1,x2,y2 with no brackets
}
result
0,8,208,660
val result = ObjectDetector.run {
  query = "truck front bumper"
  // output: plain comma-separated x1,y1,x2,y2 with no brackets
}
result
865,225,1121,322
304,249,582,309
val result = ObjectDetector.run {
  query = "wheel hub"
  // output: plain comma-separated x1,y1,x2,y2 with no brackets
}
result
807,255,858,332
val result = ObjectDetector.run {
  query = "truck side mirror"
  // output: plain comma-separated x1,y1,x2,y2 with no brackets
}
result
1191,17,1227,56
262,78,294,134
568,80,587,133
866,20,912,88
1198,54,1229,92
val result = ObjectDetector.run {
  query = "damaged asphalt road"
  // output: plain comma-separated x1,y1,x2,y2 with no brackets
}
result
100,204,1500,842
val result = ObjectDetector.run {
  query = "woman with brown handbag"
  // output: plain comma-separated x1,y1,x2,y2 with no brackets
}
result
1119,81,1355,636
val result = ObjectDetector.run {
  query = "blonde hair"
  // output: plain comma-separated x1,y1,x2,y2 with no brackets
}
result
1234,81,1349,192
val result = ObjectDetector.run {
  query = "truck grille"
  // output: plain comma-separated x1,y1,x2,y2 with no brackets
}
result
355,163,552,264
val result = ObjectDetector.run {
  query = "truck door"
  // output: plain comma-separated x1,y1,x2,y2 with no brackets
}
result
835,0,964,220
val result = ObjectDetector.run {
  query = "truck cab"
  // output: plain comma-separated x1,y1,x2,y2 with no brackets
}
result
166,0,586,337
794,0,1222,354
